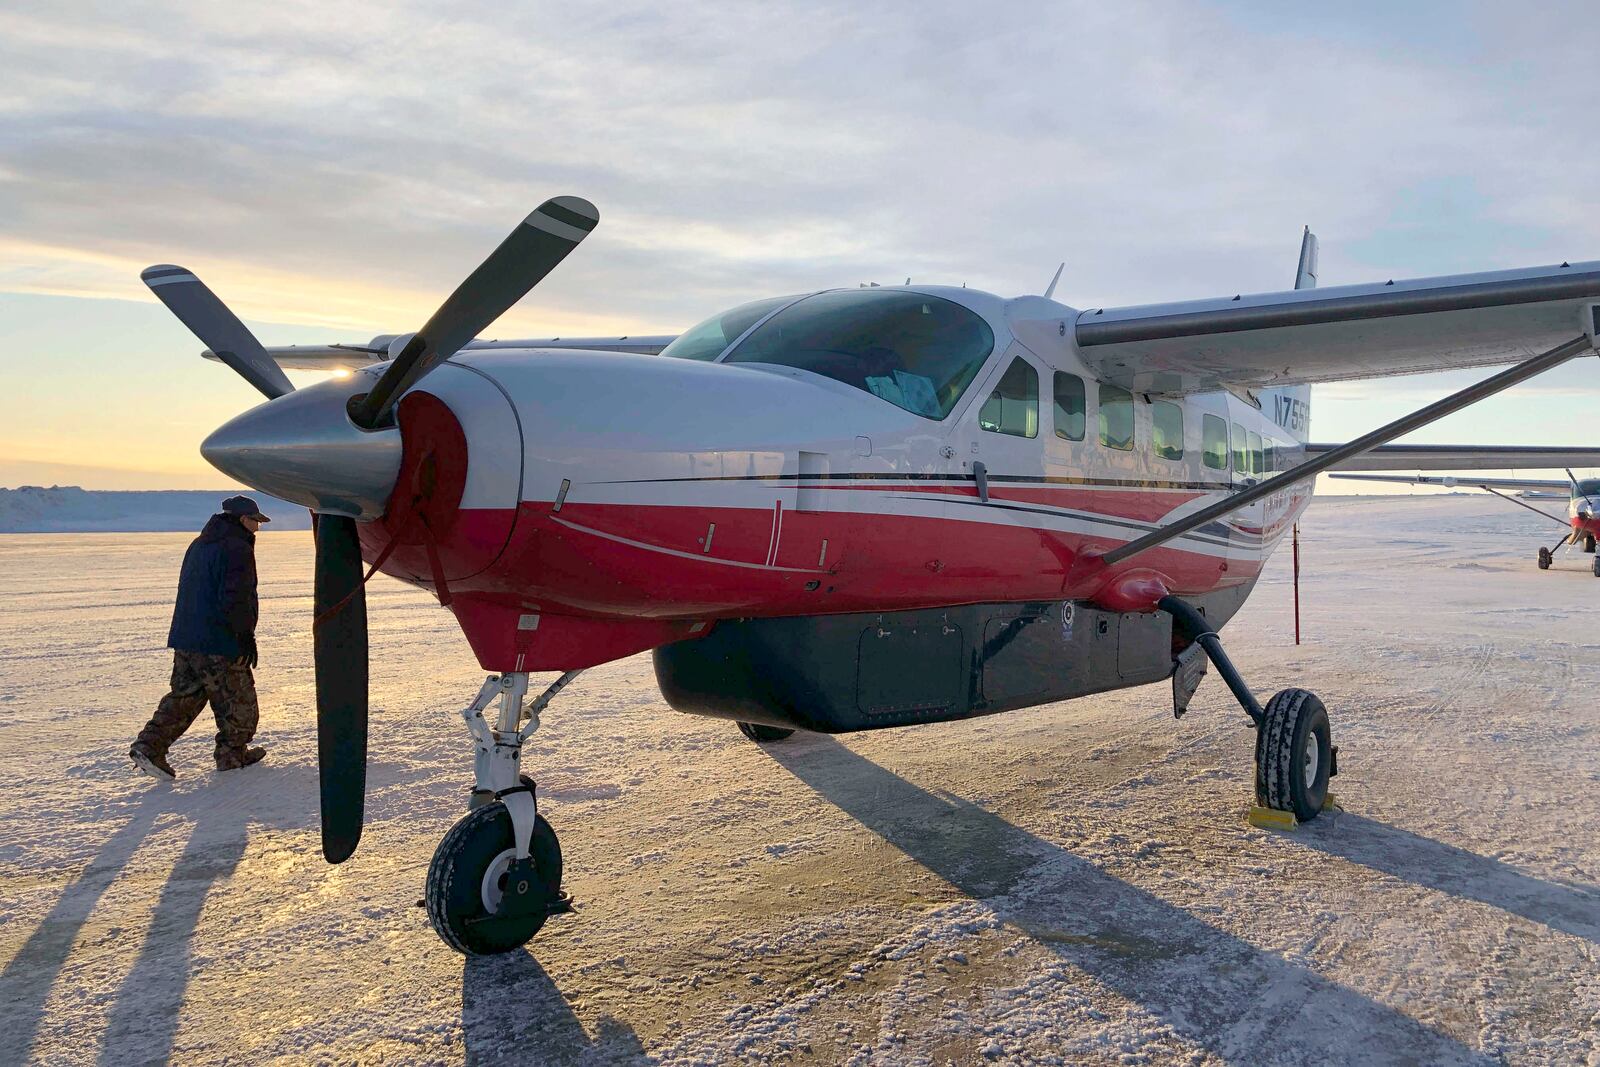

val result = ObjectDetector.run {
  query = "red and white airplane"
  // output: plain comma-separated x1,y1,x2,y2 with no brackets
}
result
1332,469,1600,574
144,206,1600,954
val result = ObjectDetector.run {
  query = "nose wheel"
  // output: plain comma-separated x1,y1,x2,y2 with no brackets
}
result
426,801,564,955
427,670,584,955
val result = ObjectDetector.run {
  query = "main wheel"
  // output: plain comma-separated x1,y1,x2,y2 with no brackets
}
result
1584,534,1596,553
426,801,562,956
737,721,795,742
1538,546,1552,570
1255,688,1332,822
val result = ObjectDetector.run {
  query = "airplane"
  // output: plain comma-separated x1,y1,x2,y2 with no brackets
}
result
1331,470,1600,575
141,204,1600,955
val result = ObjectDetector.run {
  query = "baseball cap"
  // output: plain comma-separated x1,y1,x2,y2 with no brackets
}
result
221,495,271,523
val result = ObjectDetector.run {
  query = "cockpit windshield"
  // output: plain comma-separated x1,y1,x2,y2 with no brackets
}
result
722,290,996,419
659,296,793,362
1574,478,1600,497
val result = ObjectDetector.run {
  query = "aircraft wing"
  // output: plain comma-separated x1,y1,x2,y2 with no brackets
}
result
1330,473,1571,491
1305,443,1600,472
203,334,680,371
467,335,677,355
1073,261,1600,393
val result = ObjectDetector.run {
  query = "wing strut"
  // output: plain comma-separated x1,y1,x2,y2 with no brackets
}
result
1479,486,1572,528
1099,334,1596,567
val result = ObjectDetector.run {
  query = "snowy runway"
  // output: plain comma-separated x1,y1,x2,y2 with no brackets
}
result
1,496,1597,1065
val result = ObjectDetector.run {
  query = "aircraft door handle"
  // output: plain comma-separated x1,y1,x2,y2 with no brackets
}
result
973,461,990,503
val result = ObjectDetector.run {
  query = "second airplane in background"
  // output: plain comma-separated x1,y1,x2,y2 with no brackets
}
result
1332,470,1600,575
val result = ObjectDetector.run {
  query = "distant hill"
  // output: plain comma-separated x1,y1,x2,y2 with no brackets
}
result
0,486,311,532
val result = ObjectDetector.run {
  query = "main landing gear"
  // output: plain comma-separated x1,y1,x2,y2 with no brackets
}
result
425,670,582,955
1157,597,1336,826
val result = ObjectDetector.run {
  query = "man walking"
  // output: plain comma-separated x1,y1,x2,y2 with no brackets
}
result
130,495,270,779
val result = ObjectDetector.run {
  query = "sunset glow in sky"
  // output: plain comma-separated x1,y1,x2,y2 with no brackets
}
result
4,1,1599,491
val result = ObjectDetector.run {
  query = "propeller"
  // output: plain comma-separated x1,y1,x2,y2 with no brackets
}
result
141,266,295,400
314,514,369,862
350,196,599,428
145,195,599,864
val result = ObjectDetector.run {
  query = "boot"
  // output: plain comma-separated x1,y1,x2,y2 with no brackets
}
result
216,746,267,771
130,741,176,781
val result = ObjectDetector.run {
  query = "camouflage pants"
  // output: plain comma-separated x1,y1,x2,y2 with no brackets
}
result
137,650,259,760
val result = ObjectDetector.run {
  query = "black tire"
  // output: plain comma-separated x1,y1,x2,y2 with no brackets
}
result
1593,554,1599,578
1255,688,1332,822
1584,534,1596,554
737,721,795,742
1538,547,1552,570
426,801,562,956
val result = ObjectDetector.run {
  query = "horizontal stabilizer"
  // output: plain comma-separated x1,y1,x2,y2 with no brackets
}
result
1306,443,1600,472
203,334,679,371
1330,473,1571,491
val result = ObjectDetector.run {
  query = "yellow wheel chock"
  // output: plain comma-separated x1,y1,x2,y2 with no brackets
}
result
1246,793,1340,831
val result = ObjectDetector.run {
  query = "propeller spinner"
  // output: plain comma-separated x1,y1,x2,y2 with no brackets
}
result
145,196,599,862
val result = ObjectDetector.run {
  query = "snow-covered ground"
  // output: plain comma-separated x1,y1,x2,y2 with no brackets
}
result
1,495,1596,1066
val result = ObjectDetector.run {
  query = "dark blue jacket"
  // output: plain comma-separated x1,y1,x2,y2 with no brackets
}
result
167,514,258,657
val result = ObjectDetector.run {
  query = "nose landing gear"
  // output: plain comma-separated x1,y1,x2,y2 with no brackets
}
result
426,671,582,955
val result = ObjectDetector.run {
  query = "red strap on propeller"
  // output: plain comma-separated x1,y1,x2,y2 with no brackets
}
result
312,514,411,630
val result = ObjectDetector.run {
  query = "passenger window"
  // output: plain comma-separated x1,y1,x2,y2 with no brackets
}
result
1099,384,1134,451
1053,372,1086,441
1151,401,1183,461
1202,414,1228,470
1247,431,1262,475
1232,422,1248,475
978,357,1038,438
1264,440,1276,473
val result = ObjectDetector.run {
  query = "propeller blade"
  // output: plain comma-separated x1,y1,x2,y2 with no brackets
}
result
351,196,598,427
314,514,368,863
141,265,295,400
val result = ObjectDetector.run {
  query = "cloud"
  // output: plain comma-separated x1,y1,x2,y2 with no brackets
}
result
5,0,1599,340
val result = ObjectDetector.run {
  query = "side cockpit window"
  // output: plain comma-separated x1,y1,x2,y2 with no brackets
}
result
979,357,1039,438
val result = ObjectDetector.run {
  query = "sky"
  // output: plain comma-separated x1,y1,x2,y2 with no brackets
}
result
4,0,1600,492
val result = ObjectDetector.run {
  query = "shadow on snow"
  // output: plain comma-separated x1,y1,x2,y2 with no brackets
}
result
0,761,312,1065
767,734,1496,1065
462,951,648,1066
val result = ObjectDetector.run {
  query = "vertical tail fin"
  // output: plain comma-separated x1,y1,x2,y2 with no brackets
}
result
1294,226,1318,290
1262,228,1318,441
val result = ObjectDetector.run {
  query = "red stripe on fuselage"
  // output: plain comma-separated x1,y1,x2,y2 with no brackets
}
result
373,496,1279,624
